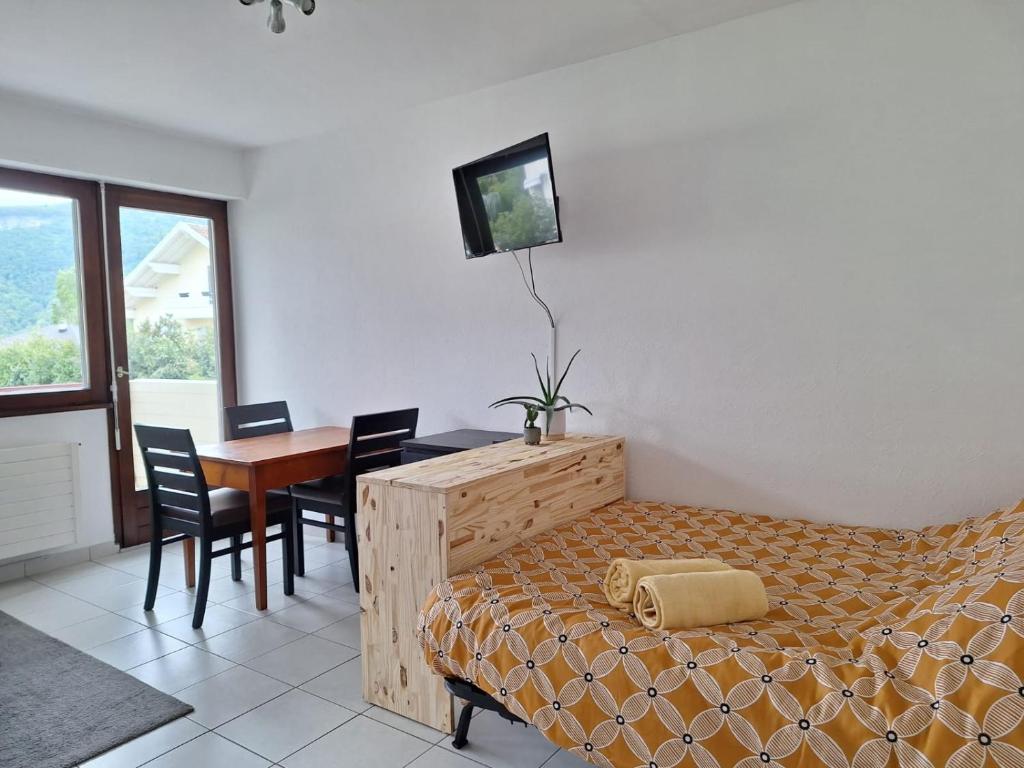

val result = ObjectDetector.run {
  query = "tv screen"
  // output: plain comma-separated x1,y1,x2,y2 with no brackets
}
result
453,133,562,259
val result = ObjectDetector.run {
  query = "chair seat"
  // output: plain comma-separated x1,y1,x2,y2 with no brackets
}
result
164,488,292,529
290,475,345,506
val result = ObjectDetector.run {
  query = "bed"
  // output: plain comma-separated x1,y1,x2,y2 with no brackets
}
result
419,499,1024,768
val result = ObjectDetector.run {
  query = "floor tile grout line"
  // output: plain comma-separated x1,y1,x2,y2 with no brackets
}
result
122,635,218,673
364,710,450,747
150,605,265,645
402,740,487,768
212,692,361,763
202,678,300,729
172,633,299,668
203,681,441,764
28,558,141,585
182,667,305,730
32,570,186,615
18,585,312,664
267,710,377,766
537,748,571,768
264,610,361,637
292,672,371,712
239,636,356,676
149,727,272,768
132,727,213,768
434,710,560,768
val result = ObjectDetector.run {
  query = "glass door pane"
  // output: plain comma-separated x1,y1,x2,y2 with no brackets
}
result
118,207,222,490
0,188,87,393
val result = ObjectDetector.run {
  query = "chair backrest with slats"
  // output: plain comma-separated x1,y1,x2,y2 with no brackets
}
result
134,424,211,528
224,401,293,441
346,408,419,500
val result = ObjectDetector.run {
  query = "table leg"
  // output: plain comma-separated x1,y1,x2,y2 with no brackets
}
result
249,473,269,611
183,537,196,588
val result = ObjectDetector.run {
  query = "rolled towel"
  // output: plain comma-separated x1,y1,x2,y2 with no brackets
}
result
603,557,732,611
633,569,769,630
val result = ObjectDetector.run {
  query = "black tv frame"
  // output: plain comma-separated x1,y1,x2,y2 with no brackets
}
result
453,132,562,259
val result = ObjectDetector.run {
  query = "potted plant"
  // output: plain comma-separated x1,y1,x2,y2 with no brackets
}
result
523,405,541,445
490,349,592,442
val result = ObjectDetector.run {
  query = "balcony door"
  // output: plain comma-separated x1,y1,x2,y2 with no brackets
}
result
105,187,236,546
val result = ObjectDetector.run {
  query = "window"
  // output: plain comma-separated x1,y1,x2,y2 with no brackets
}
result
0,168,106,414
0,189,85,390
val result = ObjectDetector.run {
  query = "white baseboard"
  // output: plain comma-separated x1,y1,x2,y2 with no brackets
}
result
0,540,119,583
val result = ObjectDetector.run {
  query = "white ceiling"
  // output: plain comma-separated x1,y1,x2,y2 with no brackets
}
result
0,0,800,148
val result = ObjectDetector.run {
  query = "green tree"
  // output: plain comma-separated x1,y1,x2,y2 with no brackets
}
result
191,326,217,380
0,335,82,388
0,203,190,336
49,267,79,325
128,315,216,380
477,166,557,252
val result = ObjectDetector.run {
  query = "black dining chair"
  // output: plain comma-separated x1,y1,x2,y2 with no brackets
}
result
222,400,330,530
223,402,418,589
292,408,419,588
223,400,294,440
135,424,295,628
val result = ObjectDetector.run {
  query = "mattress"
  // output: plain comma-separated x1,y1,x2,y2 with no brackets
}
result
419,500,1024,768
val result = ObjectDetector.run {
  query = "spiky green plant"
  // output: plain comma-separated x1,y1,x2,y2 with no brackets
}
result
524,404,539,429
490,348,593,418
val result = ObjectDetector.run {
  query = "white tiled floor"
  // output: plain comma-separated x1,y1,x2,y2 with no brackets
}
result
0,537,586,768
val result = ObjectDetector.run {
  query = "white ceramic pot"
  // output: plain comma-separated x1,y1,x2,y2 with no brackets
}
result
545,407,566,440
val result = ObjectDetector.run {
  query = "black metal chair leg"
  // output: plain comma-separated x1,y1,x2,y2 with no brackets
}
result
192,537,214,629
282,516,295,596
230,534,243,581
451,702,474,749
346,533,359,592
144,533,162,611
292,499,305,577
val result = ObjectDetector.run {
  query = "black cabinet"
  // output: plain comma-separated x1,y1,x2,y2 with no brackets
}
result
401,429,522,464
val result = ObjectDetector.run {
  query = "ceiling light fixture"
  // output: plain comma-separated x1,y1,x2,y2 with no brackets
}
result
239,0,315,34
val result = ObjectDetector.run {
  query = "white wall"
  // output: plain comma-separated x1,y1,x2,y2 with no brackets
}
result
230,0,1024,529
0,92,247,199
0,408,114,560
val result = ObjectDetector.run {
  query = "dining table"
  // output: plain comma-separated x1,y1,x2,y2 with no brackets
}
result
194,426,351,610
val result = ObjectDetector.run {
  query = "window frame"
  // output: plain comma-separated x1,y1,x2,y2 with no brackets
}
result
0,167,110,416
103,185,238,547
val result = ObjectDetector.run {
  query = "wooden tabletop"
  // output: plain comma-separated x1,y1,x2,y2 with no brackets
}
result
196,426,351,466
360,434,623,492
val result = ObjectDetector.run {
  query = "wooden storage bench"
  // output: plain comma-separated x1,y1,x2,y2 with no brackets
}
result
356,434,625,732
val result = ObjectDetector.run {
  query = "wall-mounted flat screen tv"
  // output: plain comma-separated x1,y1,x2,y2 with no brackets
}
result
453,133,562,259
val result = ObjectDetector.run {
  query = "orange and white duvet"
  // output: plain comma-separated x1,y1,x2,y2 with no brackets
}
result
419,500,1024,768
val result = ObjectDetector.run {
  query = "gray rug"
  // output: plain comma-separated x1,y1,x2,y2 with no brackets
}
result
0,609,193,768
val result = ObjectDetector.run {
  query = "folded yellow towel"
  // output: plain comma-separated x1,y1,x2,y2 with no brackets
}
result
603,557,732,611
633,569,769,630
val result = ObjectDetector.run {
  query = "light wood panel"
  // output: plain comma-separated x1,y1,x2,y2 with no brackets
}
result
358,434,625,732
358,482,452,731
447,436,624,572
367,433,619,492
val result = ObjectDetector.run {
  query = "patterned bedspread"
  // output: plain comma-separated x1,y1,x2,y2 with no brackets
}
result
418,500,1024,768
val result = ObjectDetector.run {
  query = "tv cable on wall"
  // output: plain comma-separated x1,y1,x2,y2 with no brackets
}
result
452,132,563,374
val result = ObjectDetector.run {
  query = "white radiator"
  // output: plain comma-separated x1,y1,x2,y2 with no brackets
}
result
0,442,78,560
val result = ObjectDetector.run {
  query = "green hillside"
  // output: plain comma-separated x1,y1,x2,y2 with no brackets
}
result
0,205,194,336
